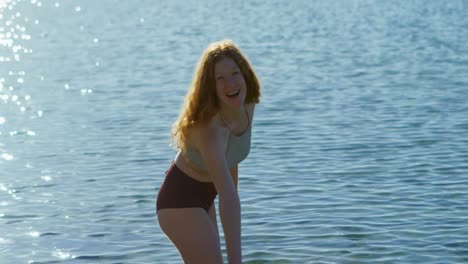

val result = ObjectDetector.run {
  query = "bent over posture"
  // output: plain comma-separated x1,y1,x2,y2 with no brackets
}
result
156,39,261,264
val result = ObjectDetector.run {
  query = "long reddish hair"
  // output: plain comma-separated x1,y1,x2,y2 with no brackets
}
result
172,39,260,151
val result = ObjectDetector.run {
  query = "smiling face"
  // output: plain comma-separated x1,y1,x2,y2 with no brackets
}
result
214,57,247,111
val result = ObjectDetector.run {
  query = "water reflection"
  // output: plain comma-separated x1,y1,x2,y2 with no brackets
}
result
1,0,468,263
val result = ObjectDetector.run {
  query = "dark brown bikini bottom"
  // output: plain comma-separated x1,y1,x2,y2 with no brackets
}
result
156,162,217,213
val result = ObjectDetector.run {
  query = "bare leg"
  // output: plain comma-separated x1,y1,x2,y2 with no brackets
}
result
157,208,223,264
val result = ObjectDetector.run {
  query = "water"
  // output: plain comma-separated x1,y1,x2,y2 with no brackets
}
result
1,0,468,263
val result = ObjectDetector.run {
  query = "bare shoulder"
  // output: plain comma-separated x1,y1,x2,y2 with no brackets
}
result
191,115,229,150
194,116,232,186
199,118,225,143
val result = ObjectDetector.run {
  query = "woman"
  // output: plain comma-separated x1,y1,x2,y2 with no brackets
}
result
156,39,261,264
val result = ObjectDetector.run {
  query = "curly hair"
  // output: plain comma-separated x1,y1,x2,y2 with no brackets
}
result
171,39,261,151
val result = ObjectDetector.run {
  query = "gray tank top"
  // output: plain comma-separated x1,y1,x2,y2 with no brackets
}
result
184,110,251,171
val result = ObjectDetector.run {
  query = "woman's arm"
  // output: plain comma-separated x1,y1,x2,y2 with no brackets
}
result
199,125,242,264
208,165,238,251
229,165,238,190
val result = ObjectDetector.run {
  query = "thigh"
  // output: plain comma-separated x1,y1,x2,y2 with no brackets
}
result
157,208,223,264
208,204,221,247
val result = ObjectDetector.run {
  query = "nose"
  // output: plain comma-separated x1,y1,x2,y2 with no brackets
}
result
225,76,236,87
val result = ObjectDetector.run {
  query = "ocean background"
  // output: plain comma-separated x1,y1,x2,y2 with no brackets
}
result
1,0,468,263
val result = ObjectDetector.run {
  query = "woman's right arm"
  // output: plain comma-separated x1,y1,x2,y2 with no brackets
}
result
198,124,242,264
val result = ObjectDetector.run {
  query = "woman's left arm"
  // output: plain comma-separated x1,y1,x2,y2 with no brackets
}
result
229,165,238,191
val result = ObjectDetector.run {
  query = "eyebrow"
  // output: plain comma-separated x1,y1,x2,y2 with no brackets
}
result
215,66,240,76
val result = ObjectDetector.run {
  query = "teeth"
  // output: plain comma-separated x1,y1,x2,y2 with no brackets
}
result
227,90,239,96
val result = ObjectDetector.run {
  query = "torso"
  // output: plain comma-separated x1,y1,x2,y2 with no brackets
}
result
174,103,254,182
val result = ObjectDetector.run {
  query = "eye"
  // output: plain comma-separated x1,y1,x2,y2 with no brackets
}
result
216,76,223,80
232,71,240,75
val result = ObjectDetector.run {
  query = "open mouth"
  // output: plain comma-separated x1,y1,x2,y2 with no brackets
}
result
226,90,240,98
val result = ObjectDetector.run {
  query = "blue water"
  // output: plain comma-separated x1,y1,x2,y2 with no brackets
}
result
1,0,468,263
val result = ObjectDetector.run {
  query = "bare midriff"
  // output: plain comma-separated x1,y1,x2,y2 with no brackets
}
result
174,151,213,183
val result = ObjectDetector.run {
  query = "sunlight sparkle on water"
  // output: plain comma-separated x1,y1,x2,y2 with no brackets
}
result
80,89,92,95
1,153,14,160
29,231,40,237
41,175,52,181
52,249,76,260
0,237,12,244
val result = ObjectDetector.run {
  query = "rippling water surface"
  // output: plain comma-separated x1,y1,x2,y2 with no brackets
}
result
1,0,468,263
